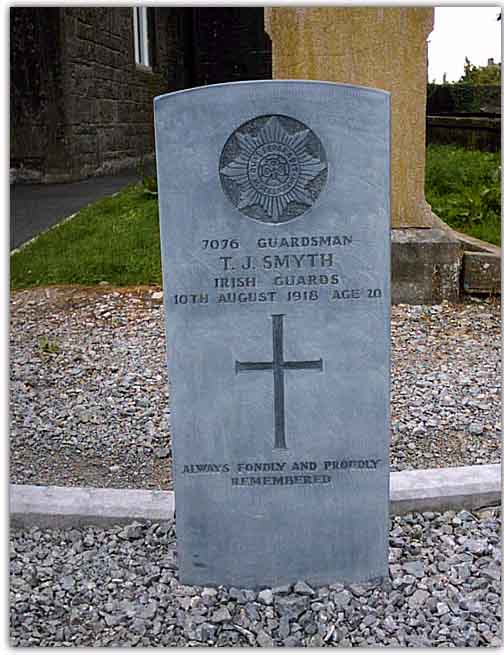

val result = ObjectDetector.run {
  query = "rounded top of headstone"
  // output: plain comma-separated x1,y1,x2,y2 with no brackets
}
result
154,79,391,106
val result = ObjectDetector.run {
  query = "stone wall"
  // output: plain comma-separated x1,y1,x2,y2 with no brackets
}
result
11,7,271,183
427,115,500,152
57,7,180,182
265,7,435,228
10,8,66,182
11,8,183,183
426,83,501,152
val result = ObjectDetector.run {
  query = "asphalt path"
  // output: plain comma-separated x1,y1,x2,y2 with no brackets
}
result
10,172,140,250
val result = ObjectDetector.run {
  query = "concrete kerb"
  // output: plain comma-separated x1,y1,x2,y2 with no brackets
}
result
10,485,175,530
389,463,501,515
10,188,124,255
10,212,79,255
10,464,501,529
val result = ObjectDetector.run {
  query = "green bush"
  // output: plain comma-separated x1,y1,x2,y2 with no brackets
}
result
427,83,501,114
426,145,501,246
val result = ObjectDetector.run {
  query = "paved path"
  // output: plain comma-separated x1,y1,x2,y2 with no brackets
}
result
10,171,140,250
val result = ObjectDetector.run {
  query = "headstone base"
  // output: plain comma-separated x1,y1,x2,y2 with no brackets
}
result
391,227,462,304
392,210,501,303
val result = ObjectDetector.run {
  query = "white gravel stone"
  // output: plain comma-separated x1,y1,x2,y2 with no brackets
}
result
257,589,274,605
10,289,501,490
9,509,501,647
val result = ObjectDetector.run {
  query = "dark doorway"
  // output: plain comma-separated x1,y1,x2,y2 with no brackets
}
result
184,8,272,88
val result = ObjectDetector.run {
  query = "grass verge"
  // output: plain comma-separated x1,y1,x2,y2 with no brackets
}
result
11,146,501,290
425,145,501,246
11,184,161,290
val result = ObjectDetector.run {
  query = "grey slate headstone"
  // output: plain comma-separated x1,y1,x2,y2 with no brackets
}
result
154,81,390,588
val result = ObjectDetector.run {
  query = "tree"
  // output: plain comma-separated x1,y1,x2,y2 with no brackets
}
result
458,57,501,85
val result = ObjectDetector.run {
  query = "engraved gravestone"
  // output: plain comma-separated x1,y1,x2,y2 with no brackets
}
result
154,81,390,588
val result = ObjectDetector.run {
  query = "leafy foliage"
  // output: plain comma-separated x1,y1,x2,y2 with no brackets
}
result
427,83,501,114
458,57,501,86
426,145,501,246
38,336,60,354
142,176,158,195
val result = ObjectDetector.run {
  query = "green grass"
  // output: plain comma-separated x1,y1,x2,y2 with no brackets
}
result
11,146,501,290
11,184,162,289
425,144,501,246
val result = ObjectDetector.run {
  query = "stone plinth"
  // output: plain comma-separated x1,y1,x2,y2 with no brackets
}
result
391,229,462,304
264,8,434,229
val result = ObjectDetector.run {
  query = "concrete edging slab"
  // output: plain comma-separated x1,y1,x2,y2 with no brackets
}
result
10,485,174,529
389,463,501,515
10,464,501,529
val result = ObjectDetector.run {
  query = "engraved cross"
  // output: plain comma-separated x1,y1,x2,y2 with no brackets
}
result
235,314,323,449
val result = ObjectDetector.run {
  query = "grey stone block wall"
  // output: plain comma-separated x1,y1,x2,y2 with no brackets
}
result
427,115,500,153
11,8,184,183
10,8,67,182
11,8,272,184
59,8,179,182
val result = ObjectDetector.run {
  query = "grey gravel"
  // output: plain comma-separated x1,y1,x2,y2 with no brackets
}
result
257,589,274,605
10,508,501,647
10,288,501,490
211,607,231,623
402,560,425,578
390,298,501,472
10,287,172,490
294,580,315,595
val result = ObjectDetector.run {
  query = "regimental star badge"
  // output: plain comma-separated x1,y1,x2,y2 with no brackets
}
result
219,114,328,223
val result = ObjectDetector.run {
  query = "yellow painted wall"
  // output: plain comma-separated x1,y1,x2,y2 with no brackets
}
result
265,8,435,228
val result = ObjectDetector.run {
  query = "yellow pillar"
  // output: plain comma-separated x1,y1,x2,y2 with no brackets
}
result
265,7,435,228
